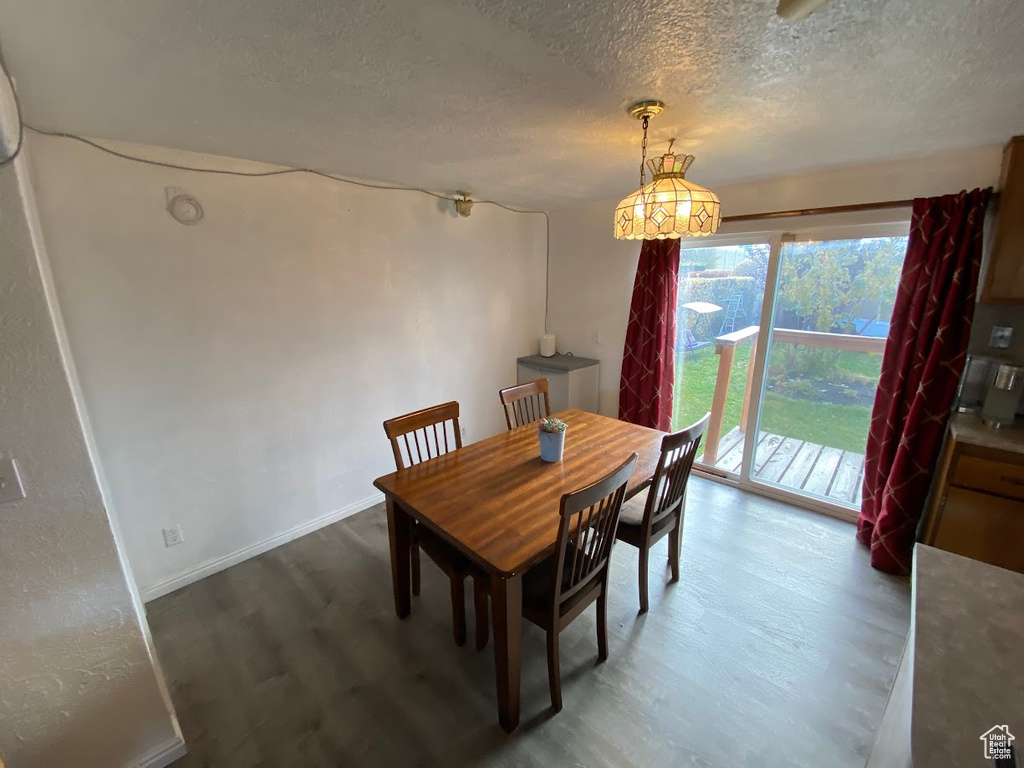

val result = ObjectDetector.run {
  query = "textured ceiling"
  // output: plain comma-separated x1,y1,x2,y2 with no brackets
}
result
1,0,1022,207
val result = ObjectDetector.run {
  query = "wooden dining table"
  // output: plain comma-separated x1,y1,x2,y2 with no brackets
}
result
372,408,666,732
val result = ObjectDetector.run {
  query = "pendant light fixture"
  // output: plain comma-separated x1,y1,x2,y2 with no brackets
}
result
613,100,721,240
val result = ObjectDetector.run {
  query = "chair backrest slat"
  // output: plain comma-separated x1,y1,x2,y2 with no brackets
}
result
498,379,552,430
383,401,463,470
643,413,710,528
553,453,638,607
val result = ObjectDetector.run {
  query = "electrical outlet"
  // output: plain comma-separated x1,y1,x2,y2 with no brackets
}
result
989,325,1014,349
162,525,185,548
593,329,603,346
0,458,26,505
461,426,468,442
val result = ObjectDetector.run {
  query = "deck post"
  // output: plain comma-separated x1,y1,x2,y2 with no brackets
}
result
702,326,760,466
704,345,735,465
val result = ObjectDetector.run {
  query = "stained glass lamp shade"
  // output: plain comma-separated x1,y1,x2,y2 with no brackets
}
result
614,153,721,240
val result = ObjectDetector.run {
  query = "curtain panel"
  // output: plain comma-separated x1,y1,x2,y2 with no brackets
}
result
857,187,992,574
619,238,680,431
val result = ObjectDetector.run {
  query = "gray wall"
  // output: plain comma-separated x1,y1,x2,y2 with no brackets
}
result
969,303,1024,362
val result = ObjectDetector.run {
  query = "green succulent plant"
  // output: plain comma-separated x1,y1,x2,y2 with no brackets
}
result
539,417,568,433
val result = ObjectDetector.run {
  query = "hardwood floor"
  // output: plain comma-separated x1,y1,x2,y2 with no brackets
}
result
148,477,910,768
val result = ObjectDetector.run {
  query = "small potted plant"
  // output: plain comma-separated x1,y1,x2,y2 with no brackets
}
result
538,417,568,462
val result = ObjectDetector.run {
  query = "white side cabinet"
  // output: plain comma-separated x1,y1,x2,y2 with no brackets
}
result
516,354,600,414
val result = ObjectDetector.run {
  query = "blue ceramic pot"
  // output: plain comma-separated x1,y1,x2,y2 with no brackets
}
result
539,428,566,462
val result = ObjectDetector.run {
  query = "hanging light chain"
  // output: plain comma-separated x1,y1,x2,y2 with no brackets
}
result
639,114,649,189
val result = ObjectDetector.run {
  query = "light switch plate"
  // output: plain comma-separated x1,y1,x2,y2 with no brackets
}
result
0,458,26,504
989,325,1014,349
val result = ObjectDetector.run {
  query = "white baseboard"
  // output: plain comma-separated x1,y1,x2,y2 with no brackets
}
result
135,736,187,768
139,492,384,602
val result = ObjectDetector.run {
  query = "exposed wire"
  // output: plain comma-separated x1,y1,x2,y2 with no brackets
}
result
3,20,551,331
25,124,447,199
24,125,553,221
24,124,552,332
0,41,24,168
475,200,551,333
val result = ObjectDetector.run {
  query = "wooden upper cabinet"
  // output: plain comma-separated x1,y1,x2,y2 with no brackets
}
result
981,136,1024,303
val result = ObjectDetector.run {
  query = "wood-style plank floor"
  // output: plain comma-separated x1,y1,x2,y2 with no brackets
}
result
148,477,909,768
713,427,866,508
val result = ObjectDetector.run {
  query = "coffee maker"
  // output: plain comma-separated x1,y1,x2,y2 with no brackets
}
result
959,355,1024,427
982,363,1024,428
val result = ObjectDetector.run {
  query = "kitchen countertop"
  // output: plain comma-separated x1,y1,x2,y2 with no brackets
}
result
911,545,1024,766
948,412,1024,455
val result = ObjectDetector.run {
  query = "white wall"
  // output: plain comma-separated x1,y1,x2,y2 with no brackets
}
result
548,145,1006,417
24,133,547,599
0,155,182,767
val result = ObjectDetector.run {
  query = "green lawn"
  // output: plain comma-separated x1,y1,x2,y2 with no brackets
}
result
672,346,876,454
835,350,883,379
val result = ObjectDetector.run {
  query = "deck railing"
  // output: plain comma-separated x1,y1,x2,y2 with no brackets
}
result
702,326,886,464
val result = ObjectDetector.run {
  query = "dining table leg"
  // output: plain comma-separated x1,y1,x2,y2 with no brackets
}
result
491,571,522,733
385,496,411,619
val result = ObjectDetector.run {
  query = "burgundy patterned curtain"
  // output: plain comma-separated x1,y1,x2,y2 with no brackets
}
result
857,188,991,574
619,238,680,430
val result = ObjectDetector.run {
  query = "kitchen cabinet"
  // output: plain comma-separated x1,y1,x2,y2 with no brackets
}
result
920,413,1024,573
932,488,1024,572
980,135,1024,303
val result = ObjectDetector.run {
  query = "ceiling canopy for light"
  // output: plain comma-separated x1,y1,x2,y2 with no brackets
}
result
613,101,721,240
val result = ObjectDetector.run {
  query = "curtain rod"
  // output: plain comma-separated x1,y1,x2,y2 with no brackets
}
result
721,192,1000,224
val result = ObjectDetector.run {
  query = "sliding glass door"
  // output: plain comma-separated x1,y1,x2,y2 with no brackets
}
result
673,223,909,514
670,239,768,474
749,229,907,509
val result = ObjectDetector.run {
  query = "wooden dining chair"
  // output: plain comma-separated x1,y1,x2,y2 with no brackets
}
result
615,413,710,614
498,378,551,430
383,401,477,646
521,452,639,712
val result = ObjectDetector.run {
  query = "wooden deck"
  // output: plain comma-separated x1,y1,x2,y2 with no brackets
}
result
708,427,864,508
